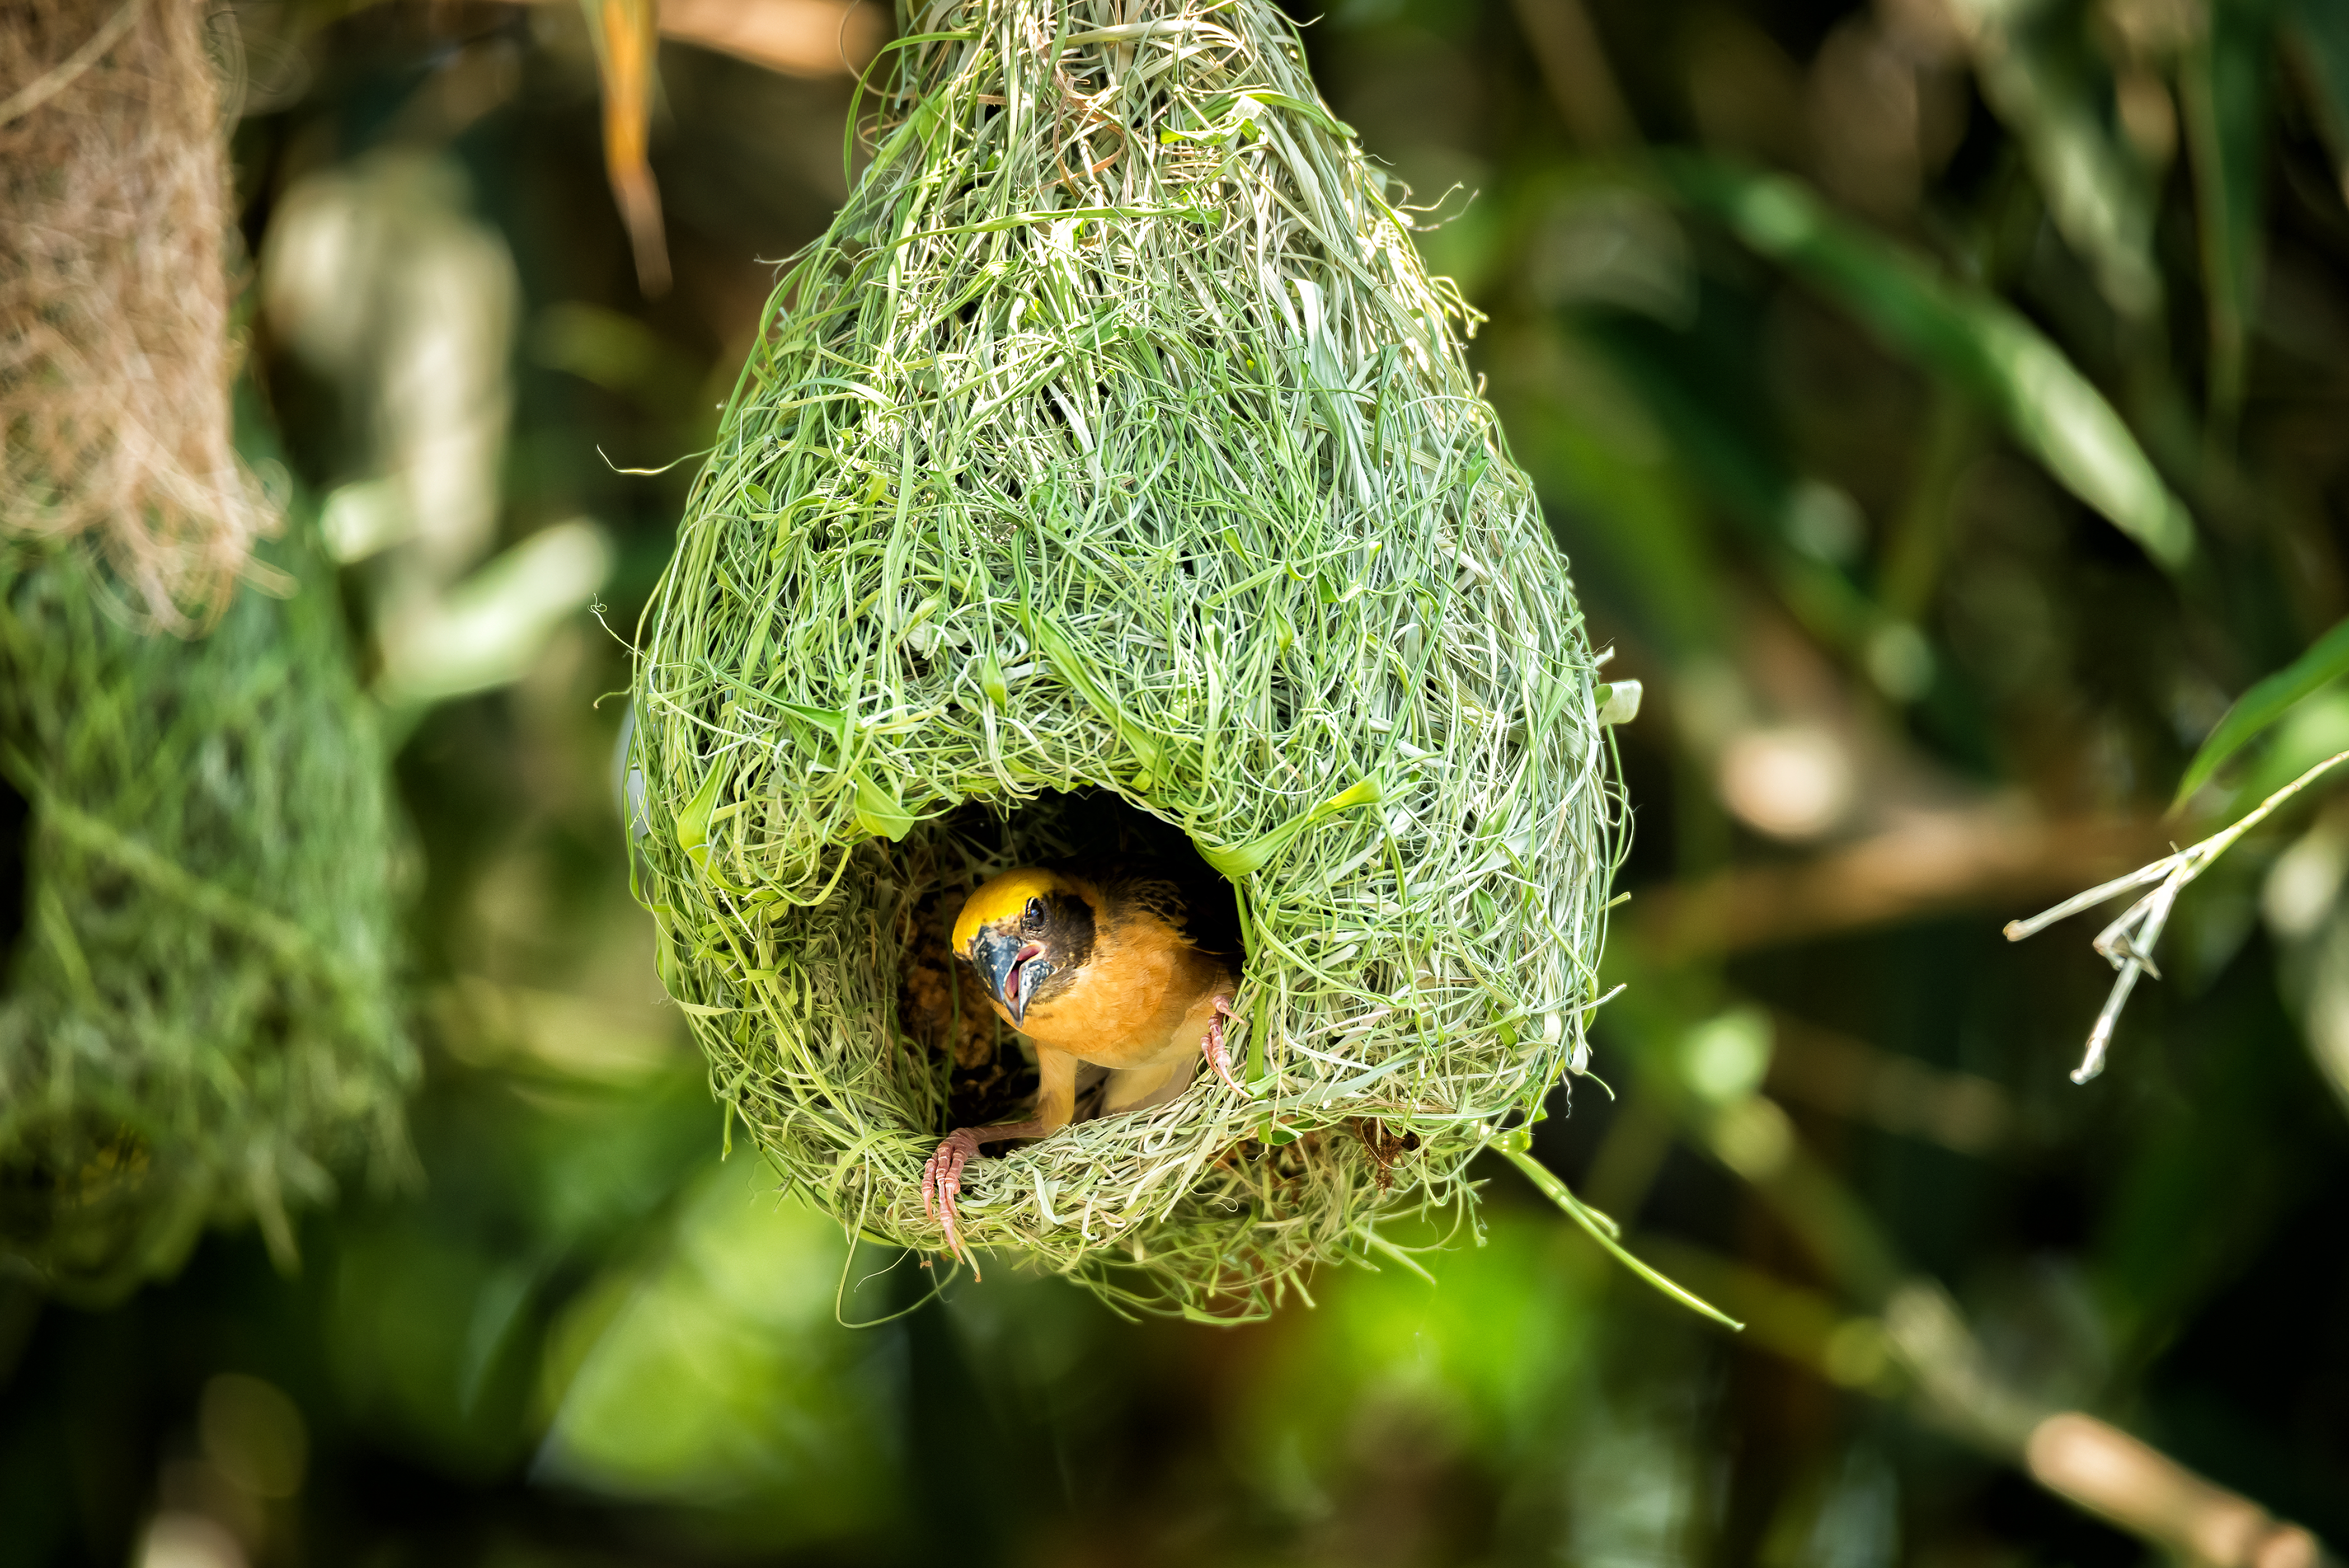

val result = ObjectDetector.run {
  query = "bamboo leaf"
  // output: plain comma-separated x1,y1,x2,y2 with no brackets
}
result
1940,0,2160,318
2175,615,2349,805
1665,157,2196,572
2182,0,2285,424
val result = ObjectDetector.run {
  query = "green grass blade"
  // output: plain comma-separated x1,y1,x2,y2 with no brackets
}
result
1197,777,1382,878
1493,1132,1745,1330
2175,615,2349,805
1361,1230,1439,1284
674,754,730,870
851,772,916,842
1014,607,1167,785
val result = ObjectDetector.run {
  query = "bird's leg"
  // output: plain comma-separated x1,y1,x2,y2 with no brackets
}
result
921,1049,1076,1278
922,1118,1052,1278
1201,994,1244,1091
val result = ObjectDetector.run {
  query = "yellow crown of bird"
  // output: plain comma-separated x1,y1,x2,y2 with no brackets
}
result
951,867,1079,952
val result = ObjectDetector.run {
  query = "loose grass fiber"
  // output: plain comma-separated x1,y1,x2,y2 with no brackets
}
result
630,0,1619,1317
0,514,412,1303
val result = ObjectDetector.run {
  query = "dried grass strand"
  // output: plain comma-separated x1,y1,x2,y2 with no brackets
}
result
0,0,275,628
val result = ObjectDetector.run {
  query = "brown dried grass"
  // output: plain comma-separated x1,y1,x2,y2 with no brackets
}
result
0,0,273,628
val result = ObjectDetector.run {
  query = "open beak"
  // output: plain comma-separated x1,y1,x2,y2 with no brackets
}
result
970,925,1048,1026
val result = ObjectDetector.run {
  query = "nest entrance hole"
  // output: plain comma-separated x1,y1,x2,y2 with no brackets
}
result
891,788,1241,1134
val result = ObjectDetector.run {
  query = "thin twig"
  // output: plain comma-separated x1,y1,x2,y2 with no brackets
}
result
2008,750,2349,1083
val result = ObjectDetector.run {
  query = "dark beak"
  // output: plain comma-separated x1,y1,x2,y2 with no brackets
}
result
970,925,1048,1026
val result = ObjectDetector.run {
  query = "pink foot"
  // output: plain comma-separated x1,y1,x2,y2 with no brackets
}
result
921,1128,984,1278
1202,994,1245,1091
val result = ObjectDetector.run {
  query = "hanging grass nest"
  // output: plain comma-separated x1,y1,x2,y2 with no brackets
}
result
0,517,413,1302
1,0,277,628
630,0,1619,1317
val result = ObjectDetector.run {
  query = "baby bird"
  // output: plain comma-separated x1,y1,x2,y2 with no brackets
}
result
921,865,1241,1272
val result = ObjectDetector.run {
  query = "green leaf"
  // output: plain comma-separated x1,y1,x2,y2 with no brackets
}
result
976,652,1009,707
777,701,851,756
1665,157,2195,572
847,78,949,191
2175,615,2349,805
1237,89,1357,140
851,771,916,842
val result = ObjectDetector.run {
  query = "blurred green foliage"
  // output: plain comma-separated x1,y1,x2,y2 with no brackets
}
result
6,0,2349,1562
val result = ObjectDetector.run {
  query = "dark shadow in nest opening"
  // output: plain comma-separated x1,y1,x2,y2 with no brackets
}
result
894,788,1242,1135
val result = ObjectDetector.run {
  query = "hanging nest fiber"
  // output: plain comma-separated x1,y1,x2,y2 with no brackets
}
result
630,0,1619,1317
0,514,413,1302
1,0,275,628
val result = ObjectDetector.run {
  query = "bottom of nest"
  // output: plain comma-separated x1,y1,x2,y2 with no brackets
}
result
0,1122,219,1303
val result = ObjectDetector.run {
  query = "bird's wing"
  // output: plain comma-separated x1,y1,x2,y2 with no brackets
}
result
1095,866,1242,959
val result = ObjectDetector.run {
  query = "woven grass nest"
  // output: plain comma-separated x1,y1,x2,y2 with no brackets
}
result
1,0,276,628
0,521,412,1302
630,0,1619,1317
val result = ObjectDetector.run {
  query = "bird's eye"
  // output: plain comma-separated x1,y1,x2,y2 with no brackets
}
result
1024,897,1045,931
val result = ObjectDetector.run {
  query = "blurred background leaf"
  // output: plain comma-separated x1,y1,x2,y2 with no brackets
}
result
2176,613,2349,803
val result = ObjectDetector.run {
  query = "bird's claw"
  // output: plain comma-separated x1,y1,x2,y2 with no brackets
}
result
921,1127,985,1277
1203,994,1246,1093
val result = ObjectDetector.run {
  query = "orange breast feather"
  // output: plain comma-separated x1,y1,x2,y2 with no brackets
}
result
1022,906,1228,1069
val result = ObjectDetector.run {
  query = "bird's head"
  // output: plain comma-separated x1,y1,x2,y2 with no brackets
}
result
952,868,1096,1027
